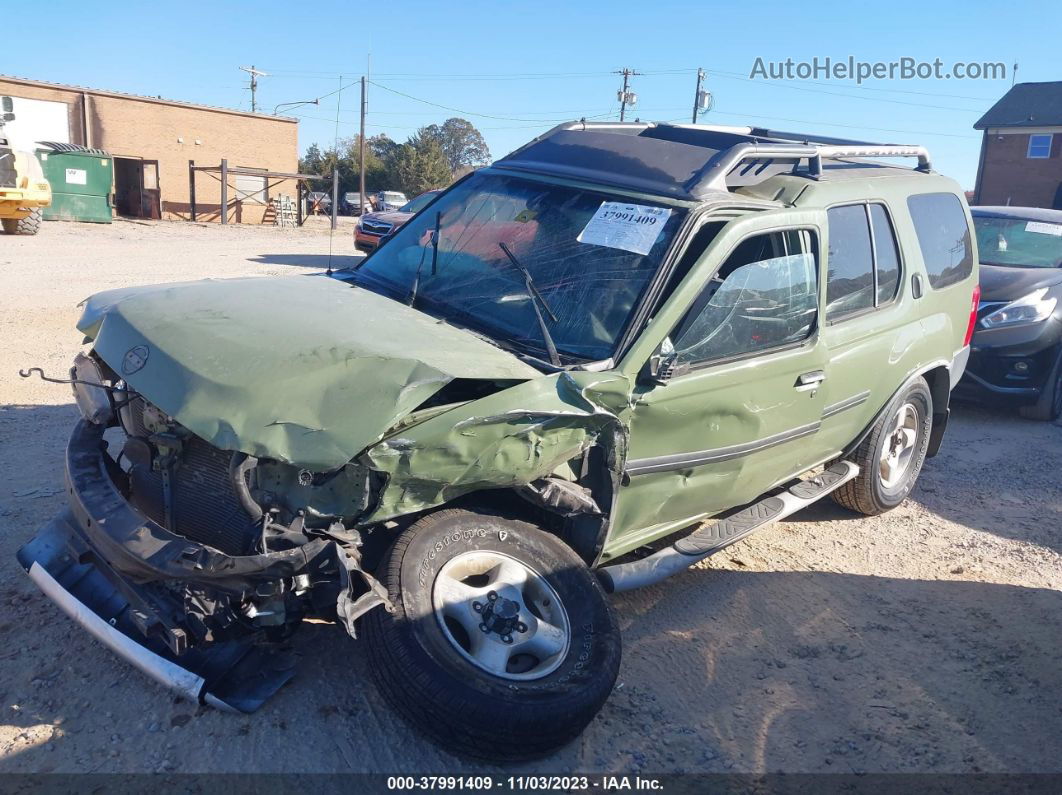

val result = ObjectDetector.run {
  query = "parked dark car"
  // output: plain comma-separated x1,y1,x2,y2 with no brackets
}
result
354,189,441,252
956,206,1062,420
341,192,365,216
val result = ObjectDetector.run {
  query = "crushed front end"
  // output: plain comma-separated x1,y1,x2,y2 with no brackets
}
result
17,353,391,712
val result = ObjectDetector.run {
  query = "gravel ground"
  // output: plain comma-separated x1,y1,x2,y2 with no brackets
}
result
1,220,1060,774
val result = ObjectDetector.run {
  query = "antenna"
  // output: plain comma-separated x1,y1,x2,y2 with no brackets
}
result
239,65,268,112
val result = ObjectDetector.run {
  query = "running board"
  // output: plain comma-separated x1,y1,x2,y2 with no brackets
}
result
597,461,859,593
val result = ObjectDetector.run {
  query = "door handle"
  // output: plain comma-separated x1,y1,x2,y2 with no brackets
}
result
797,370,826,387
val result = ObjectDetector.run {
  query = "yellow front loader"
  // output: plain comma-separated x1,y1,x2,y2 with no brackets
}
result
1,96,51,235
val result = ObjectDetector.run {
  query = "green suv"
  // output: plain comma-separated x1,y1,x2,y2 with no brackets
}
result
18,122,979,759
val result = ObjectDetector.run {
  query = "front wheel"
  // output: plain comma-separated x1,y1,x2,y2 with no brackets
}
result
832,378,933,515
2,209,42,235
363,508,622,761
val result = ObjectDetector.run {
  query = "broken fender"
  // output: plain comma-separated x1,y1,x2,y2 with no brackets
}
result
361,370,633,522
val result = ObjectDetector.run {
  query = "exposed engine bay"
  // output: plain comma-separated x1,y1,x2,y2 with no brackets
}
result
61,351,395,660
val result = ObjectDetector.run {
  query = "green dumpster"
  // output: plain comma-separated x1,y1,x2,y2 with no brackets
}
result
36,142,113,224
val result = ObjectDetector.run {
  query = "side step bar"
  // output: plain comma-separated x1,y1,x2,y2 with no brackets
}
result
598,461,859,593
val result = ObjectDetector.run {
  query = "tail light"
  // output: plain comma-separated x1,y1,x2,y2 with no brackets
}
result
963,284,981,346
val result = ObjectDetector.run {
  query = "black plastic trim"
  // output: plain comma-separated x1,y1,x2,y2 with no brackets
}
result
624,420,821,476
822,390,871,419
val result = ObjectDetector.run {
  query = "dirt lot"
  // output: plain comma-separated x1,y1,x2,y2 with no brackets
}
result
1,219,1060,774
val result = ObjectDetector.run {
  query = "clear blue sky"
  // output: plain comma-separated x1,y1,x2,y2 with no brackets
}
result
6,0,1060,189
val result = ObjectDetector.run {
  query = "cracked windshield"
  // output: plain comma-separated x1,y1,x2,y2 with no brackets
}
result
351,172,686,363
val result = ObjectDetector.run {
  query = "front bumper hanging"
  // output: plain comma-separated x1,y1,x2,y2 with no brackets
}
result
16,420,381,712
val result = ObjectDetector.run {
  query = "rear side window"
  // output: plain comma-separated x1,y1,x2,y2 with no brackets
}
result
826,205,875,320
907,193,973,289
870,204,901,304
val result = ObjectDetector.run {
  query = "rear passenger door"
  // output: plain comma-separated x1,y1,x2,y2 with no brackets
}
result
816,201,913,455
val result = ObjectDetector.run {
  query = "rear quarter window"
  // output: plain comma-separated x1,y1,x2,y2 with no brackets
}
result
906,192,973,289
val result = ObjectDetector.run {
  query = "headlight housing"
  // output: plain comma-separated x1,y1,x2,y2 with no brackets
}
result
981,287,1058,329
71,352,114,425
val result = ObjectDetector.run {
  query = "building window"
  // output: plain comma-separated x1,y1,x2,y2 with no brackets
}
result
1027,134,1052,159
235,167,268,204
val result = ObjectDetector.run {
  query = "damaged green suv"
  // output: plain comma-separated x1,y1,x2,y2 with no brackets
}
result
19,122,979,759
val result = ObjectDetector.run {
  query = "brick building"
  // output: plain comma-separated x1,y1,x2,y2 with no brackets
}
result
0,74,299,223
973,81,1062,209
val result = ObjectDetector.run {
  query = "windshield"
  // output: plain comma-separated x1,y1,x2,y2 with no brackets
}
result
382,192,406,203
352,172,686,362
401,191,437,214
974,215,1062,268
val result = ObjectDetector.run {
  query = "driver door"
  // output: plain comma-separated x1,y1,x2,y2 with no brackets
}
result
608,209,832,557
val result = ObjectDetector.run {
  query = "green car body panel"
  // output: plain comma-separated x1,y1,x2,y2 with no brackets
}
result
72,153,976,567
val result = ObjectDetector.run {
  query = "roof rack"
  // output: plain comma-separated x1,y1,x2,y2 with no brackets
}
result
693,141,932,195
495,121,933,200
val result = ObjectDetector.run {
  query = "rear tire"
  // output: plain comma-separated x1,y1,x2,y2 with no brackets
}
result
2,209,42,235
832,378,933,516
1019,348,1062,422
363,508,621,761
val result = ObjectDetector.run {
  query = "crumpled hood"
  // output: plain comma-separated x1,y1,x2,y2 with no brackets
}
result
78,275,539,470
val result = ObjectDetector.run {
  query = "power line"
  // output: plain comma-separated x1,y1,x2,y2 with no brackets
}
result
367,80,614,123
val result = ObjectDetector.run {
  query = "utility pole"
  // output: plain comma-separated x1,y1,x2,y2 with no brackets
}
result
614,68,640,122
239,65,268,113
359,75,367,215
692,68,713,124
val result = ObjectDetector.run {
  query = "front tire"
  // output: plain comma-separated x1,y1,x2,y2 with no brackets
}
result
363,508,621,761
2,209,42,235
833,378,933,516
1019,348,1062,422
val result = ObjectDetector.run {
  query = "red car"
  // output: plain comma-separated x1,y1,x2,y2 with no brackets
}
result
354,190,442,253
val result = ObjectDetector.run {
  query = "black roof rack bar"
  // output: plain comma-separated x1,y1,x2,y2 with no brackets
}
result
690,142,932,197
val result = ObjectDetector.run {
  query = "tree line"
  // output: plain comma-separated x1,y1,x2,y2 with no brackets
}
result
300,117,491,199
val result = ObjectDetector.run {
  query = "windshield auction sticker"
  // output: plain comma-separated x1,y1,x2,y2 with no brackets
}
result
1025,221,1062,236
578,202,672,256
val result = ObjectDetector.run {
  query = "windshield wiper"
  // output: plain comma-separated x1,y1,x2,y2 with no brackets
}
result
498,242,561,366
408,211,443,308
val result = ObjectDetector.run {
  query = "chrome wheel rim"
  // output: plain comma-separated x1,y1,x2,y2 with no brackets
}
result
879,402,919,489
431,551,570,681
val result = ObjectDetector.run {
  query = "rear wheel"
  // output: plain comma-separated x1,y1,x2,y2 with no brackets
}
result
363,508,621,760
833,378,932,515
2,209,42,235
1019,348,1062,422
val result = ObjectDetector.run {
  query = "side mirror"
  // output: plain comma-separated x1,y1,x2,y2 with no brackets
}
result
1,113,13,122
641,337,689,385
